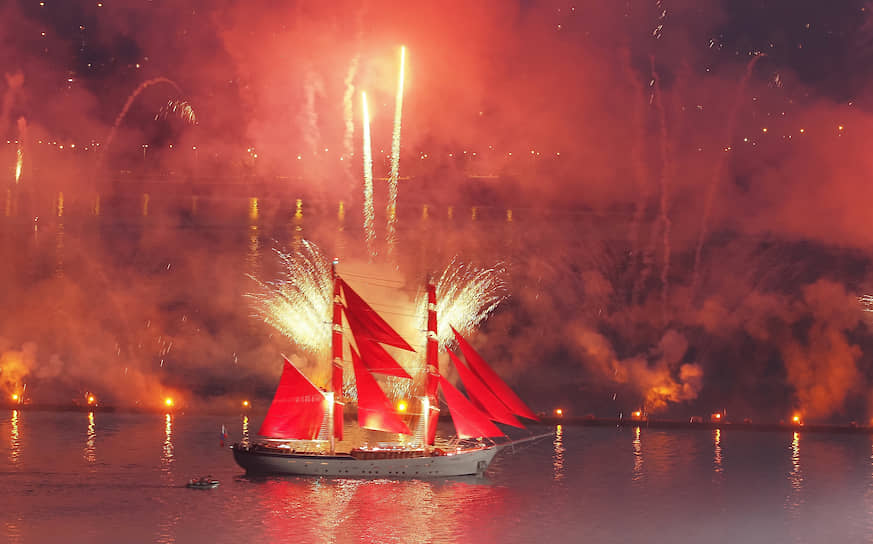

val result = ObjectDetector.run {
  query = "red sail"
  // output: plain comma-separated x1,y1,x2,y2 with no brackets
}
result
258,358,326,440
448,351,524,428
452,326,539,421
438,376,505,439
350,346,411,435
340,278,415,351
344,307,412,378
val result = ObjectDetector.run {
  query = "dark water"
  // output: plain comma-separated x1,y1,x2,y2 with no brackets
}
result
2,410,873,544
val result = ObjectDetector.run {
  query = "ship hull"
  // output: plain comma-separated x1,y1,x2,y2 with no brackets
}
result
232,444,501,478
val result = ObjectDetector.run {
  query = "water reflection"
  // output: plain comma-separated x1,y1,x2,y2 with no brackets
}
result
142,193,150,217
5,188,11,217
785,431,804,513
56,192,64,217
246,225,261,277
242,415,249,442
248,197,259,222
93,194,100,216
632,425,643,482
713,428,723,477
9,409,20,465
552,424,565,480
161,414,174,473
84,411,96,464
55,221,65,279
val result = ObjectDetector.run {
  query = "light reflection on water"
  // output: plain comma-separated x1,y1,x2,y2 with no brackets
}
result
5,413,873,543
9,409,20,465
552,424,565,480
161,413,174,473
632,425,643,483
713,428,723,477
786,431,804,514
84,411,96,464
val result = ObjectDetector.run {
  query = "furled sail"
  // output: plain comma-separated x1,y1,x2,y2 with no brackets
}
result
451,326,539,421
448,351,524,428
340,278,415,351
350,346,411,435
438,376,505,439
258,358,327,440
344,308,412,378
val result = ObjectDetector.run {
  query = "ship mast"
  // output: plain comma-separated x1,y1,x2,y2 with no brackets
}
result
424,281,440,448
330,259,344,454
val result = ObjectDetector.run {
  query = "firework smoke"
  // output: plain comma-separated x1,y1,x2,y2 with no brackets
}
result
387,46,406,256
0,71,23,135
362,91,376,258
104,77,183,154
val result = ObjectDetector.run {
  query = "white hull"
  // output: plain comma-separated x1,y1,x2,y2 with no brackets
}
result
232,443,501,478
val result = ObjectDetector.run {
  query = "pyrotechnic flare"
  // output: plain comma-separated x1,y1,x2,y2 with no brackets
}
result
387,46,406,255
104,78,183,154
362,92,376,258
155,99,197,125
690,54,766,297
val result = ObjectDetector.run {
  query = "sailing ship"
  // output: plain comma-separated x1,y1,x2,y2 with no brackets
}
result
232,264,543,478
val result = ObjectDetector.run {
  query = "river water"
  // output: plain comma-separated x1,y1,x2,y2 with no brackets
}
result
2,410,872,544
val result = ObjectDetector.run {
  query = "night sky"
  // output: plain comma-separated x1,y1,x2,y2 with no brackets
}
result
3,0,873,423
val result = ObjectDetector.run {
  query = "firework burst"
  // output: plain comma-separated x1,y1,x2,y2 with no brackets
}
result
246,241,333,363
155,99,197,125
386,259,508,399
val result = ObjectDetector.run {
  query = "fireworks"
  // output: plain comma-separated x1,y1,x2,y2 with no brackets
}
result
361,92,376,258
247,241,334,360
155,99,197,125
387,46,406,255
103,77,183,155
420,258,508,348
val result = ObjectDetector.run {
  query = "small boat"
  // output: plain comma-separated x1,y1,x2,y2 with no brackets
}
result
232,263,545,478
186,477,220,489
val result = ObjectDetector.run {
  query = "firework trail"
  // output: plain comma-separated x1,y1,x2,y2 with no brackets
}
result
0,72,23,136
690,54,766,297
621,50,652,306
343,55,359,165
154,99,197,125
387,46,406,256
362,91,376,258
14,117,25,184
650,57,672,323
247,241,333,365
104,77,183,153
302,70,325,157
